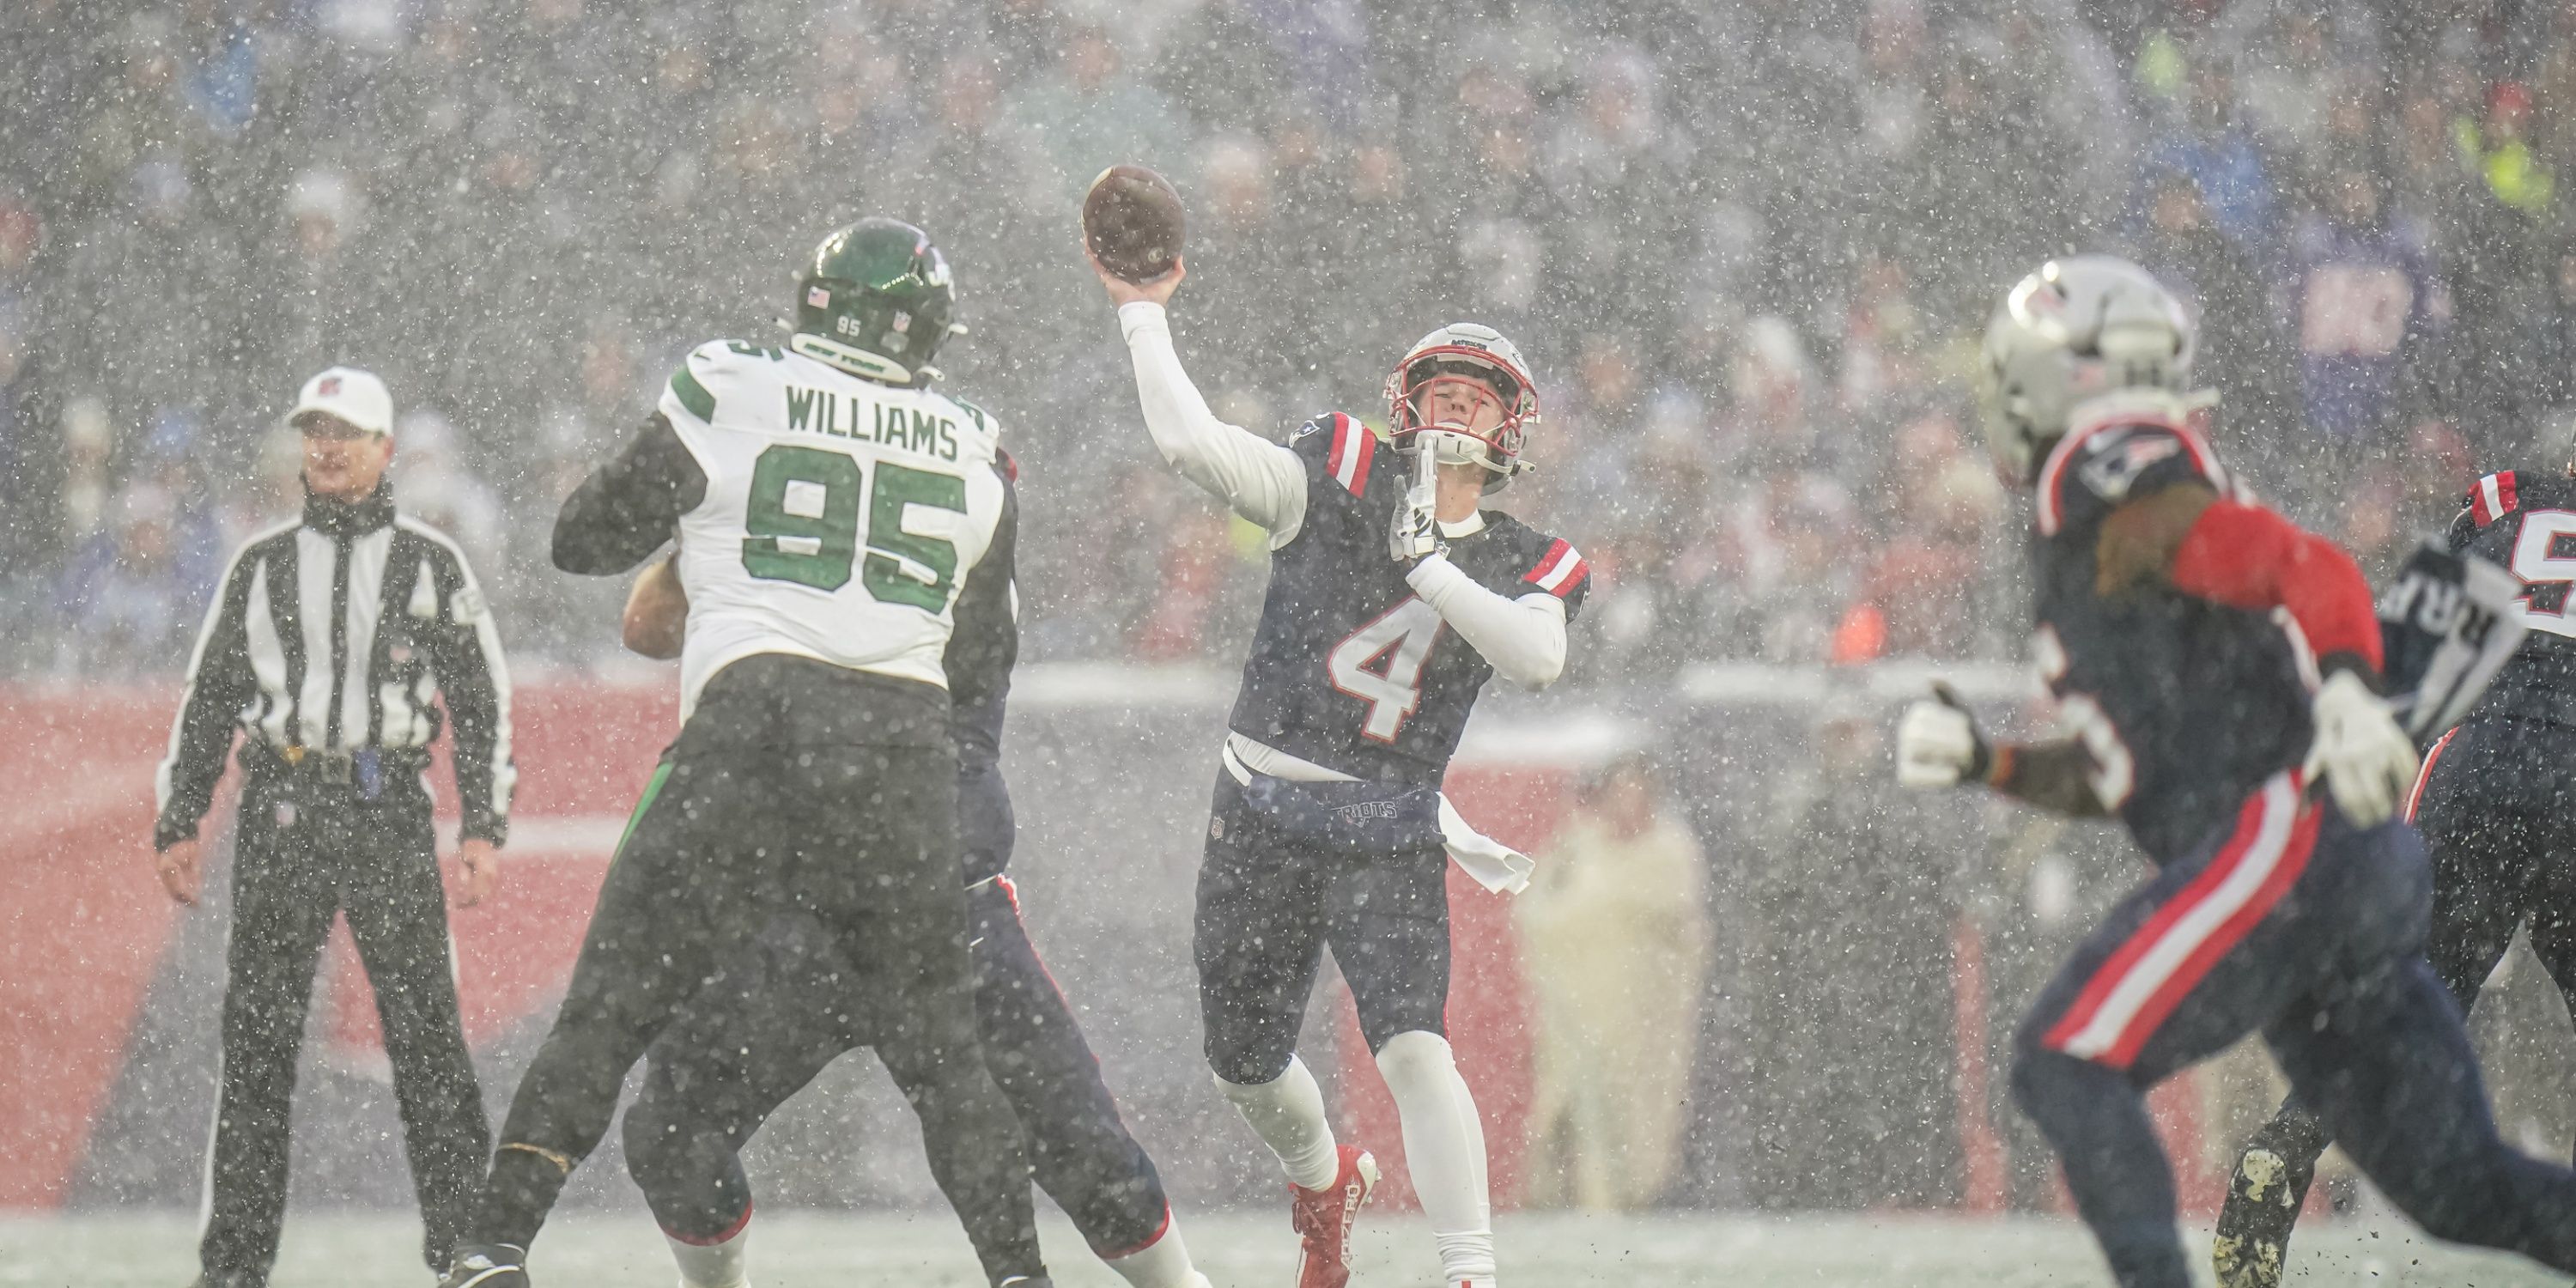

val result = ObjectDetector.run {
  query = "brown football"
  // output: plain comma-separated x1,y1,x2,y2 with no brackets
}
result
1083,163,1186,283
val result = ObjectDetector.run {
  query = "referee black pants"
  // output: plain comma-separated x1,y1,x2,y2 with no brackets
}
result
201,772,489,1284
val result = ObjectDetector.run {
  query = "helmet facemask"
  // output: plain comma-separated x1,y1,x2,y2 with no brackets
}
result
1385,347,1539,494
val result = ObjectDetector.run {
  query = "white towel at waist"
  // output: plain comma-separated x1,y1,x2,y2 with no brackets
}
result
1219,733,1535,896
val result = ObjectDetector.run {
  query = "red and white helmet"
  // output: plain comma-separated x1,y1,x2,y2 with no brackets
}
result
1383,322,1540,492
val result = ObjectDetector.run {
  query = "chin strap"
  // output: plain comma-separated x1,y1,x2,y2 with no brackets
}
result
1406,427,1530,494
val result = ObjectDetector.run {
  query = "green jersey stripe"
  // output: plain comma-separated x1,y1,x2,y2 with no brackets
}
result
670,367,716,422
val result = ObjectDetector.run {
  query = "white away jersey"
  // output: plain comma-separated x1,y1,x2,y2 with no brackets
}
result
659,340,1007,717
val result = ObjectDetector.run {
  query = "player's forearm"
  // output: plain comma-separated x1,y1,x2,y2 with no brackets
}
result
1405,553,1567,689
1987,738,2111,817
1116,301,1308,535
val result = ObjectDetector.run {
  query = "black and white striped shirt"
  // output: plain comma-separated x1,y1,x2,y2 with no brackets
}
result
154,483,515,849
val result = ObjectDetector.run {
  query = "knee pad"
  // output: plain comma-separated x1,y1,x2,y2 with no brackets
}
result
1372,1030,1456,1086
1206,1049,1291,1090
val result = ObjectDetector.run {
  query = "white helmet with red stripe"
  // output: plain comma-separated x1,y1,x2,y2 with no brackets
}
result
1978,255,2197,487
1384,322,1540,494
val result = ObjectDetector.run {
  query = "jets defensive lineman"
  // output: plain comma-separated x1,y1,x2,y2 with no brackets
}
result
1091,246,1587,1288
442,219,1048,1288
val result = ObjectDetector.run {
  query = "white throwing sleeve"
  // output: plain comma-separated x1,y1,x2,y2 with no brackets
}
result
1404,552,1568,689
1119,301,1309,543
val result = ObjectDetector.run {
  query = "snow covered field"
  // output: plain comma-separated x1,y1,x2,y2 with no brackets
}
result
2,1210,2561,1287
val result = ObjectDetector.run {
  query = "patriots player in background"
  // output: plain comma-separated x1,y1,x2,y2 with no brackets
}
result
611,475,1213,1288
2211,462,2576,1288
1091,246,1587,1288
441,219,1047,1288
1898,255,2576,1288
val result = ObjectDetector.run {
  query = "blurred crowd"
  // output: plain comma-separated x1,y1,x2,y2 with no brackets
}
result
3,0,2573,679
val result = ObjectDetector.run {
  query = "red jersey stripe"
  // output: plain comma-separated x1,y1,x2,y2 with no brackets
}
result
1327,412,1374,497
2407,727,2458,823
1523,540,1586,596
2041,774,2314,1068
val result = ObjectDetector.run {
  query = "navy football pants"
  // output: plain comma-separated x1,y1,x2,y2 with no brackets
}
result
2233,714,2576,1216
2413,715,2576,1026
1194,771,1452,1084
623,878,1173,1258
2010,771,2576,1288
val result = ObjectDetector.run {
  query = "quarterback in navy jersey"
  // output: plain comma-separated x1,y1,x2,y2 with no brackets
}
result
1094,248,1585,1288
1898,255,2576,1288
2212,463,2576,1287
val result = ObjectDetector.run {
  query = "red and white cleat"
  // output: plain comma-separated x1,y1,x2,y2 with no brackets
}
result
1289,1145,1379,1288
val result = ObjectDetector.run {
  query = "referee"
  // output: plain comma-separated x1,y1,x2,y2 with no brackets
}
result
151,366,515,1288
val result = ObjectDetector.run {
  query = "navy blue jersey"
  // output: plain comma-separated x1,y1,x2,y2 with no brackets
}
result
2031,410,2314,865
1226,413,1589,786
2446,470,2576,728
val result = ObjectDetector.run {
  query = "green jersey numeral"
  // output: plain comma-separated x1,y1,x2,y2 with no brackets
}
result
865,463,968,610
741,444,969,605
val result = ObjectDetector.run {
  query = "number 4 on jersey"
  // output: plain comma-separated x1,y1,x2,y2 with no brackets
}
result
1328,598,1445,742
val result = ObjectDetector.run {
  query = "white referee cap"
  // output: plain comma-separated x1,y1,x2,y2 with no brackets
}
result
287,366,393,436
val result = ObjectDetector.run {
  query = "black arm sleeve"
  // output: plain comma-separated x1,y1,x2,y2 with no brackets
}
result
154,553,259,849
422,549,515,847
945,475,1018,779
948,474,1017,878
551,412,709,575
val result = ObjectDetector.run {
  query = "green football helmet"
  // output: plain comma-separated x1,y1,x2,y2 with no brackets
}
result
787,217,963,386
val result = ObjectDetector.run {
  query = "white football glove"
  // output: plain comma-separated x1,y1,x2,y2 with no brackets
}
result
1898,684,1991,788
2302,669,2420,827
1390,447,1442,563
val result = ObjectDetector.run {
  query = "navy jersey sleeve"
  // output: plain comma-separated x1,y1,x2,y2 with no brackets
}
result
2035,420,2227,540
1516,533,1592,621
1285,412,1395,541
2458,471,2525,551
2446,499,2481,556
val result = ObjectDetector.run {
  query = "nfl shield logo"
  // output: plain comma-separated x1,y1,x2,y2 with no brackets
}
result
318,376,342,396
806,286,830,308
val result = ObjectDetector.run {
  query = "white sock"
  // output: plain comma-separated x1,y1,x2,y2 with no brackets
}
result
665,1220,751,1288
1102,1212,1212,1288
1215,1056,1341,1189
1376,1031,1496,1287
